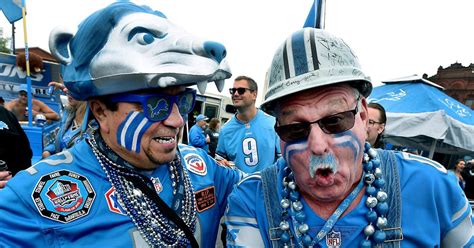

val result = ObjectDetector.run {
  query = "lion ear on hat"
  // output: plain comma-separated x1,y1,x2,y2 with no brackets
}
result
49,26,75,65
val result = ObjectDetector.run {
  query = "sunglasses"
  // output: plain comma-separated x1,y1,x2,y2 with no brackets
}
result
110,88,196,122
229,87,253,95
275,104,359,142
368,119,383,126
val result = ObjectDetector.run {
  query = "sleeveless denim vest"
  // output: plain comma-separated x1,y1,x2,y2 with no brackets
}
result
261,149,403,247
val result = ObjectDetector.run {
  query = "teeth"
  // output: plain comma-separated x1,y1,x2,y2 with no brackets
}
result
214,79,225,92
154,137,175,144
197,81,207,94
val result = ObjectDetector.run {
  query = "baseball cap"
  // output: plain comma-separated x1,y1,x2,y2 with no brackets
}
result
19,84,28,93
196,114,208,122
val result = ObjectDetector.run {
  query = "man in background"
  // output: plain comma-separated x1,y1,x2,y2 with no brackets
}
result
367,102,386,148
189,114,210,152
216,75,280,173
5,84,60,122
0,105,32,178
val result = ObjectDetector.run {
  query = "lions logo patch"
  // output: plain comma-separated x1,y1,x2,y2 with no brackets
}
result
31,170,96,223
184,153,207,176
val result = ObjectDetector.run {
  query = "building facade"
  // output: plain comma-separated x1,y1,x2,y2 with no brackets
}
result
428,62,474,109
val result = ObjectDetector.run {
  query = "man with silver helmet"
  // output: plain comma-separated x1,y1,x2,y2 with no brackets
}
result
0,2,242,247
224,28,473,247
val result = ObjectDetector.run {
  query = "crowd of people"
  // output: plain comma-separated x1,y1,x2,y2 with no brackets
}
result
0,2,472,247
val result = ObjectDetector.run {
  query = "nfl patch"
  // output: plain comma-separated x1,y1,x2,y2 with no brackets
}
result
194,186,216,212
31,170,96,223
150,177,163,194
184,153,207,176
105,187,126,215
326,230,342,248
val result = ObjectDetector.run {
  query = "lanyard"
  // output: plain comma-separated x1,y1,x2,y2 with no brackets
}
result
292,173,365,246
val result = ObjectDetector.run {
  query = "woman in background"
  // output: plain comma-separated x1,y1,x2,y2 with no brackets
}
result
205,118,221,157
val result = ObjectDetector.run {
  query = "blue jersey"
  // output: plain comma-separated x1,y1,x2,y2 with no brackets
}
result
0,140,242,247
189,123,209,152
216,109,281,173
225,152,474,247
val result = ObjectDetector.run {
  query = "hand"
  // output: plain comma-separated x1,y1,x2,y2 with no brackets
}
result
42,151,52,158
48,81,68,94
206,135,210,144
217,159,235,168
0,171,12,189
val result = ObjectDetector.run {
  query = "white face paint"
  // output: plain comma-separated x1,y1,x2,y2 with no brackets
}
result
309,153,338,178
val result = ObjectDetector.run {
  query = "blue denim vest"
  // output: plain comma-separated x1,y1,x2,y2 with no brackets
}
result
261,149,403,247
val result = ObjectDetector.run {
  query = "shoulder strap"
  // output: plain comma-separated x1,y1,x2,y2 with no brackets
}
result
261,165,283,247
378,149,403,247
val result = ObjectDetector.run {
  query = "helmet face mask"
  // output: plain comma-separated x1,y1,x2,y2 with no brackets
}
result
261,28,372,115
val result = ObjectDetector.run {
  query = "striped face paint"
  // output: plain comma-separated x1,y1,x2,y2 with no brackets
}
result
283,140,308,165
116,111,154,153
333,130,363,163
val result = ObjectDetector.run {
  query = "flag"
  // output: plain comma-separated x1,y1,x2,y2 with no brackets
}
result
303,0,325,29
0,0,23,23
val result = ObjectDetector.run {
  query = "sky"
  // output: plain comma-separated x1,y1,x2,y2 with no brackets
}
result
1,0,474,105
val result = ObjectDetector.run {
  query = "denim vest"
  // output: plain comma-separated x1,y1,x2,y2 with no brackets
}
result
261,149,403,247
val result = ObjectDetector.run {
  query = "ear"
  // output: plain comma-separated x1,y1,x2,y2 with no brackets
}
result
49,26,75,64
89,99,110,134
359,97,369,123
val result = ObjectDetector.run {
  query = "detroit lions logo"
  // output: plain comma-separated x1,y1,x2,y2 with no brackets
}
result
368,89,406,103
49,2,232,101
0,121,8,130
147,98,169,119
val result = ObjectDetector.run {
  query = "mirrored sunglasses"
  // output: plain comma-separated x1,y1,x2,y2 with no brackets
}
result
275,105,359,142
110,88,196,122
229,87,252,95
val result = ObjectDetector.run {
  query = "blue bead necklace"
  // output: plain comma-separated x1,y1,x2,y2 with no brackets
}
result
88,132,197,247
278,142,388,247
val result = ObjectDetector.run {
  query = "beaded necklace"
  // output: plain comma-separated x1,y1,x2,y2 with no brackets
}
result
87,132,197,247
278,142,388,247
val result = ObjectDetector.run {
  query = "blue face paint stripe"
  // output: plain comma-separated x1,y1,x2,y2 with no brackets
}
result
334,131,362,163
117,111,154,153
291,29,309,77
118,112,138,149
131,118,153,152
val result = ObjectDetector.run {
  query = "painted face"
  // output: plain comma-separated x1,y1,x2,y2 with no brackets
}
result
277,85,368,203
367,107,385,146
105,86,186,169
231,79,256,109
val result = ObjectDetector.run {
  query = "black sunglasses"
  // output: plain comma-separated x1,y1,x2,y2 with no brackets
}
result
275,104,359,142
229,87,253,95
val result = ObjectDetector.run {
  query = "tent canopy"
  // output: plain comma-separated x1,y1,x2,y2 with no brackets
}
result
368,75,474,156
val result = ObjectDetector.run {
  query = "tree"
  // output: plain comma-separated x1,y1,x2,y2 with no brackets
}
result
0,37,11,54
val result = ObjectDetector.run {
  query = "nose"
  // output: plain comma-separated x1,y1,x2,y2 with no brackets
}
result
203,41,227,63
307,124,330,156
162,103,184,128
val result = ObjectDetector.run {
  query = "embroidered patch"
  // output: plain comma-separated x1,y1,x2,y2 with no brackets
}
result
194,186,215,212
184,153,207,176
105,187,126,215
326,230,342,248
150,177,163,194
31,170,96,223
